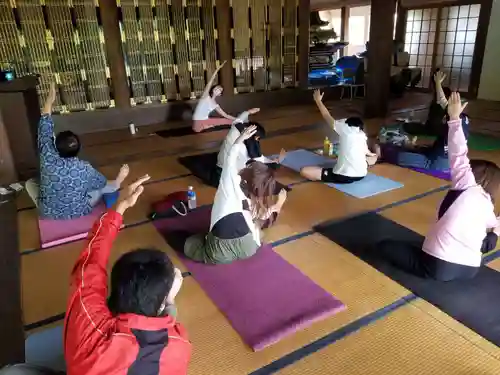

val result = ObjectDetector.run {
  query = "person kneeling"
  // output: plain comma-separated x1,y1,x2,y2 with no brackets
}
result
184,125,287,264
25,83,128,220
378,93,500,281
64,175,191,375
300,89,377,184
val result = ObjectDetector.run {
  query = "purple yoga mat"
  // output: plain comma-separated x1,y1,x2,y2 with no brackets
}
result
410,167,451,181
153,206,346,351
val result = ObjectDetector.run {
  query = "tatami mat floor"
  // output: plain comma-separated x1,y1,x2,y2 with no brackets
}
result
18,94,500,374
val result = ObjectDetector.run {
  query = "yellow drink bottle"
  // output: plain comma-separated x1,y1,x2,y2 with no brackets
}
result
323,137,330,156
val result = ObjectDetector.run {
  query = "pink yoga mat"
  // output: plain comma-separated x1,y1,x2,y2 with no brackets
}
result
153,206,346,351
38,203,107,248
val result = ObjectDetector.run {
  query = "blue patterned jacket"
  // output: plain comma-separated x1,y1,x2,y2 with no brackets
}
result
38,114,107,219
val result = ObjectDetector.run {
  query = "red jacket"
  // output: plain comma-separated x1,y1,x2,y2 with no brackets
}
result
64,210,192,375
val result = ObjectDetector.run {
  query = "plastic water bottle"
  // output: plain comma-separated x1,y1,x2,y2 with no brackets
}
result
187,186,197,210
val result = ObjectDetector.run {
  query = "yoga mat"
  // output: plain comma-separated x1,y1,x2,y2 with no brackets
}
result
316,212,500,347
178,151,291,193
468,133,500,151
156,124,231,138
102,191,119,208
410,167,451,181
25,325,65,372
281,149,403,198
153,206,346,351
39,203,107,248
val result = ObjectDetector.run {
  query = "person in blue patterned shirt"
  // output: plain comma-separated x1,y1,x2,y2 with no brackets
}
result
25,83,129,220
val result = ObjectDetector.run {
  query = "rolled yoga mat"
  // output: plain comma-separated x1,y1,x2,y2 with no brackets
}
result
280,149,403,199
316,211,500,347
153,206,346,351
178,151,292,192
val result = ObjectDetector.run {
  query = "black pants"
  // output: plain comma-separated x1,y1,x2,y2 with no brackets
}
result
377,232,498,281
320,168,364,184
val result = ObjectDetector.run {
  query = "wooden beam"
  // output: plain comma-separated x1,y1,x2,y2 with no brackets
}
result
215,0,235,95
298,0,311,89
340,6,349,58
0,196,24,367
394,0,407,44
365,0,397,118
99,0,130,109
469,0,493,98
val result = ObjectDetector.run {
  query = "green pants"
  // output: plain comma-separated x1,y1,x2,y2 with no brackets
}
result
184,231,259,264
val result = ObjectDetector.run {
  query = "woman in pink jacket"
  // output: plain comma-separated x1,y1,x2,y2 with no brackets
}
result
379,92,500,281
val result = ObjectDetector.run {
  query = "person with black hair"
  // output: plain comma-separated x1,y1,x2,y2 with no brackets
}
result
25,83,128,220
190,108,285,188
300,89,377,184
192,61,237,132
64,174,191,375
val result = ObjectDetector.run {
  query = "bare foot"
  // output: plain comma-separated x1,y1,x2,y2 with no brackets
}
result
116,164,130,186
373,144,382,159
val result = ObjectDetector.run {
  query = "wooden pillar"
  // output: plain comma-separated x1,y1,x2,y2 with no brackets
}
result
0,196,24,367
215,0,234,95
469,0,494,98
298,0,310,89
99,0,130,108
0,76,40,180
394,0,406,45
339,6,349,58
365,0,397,118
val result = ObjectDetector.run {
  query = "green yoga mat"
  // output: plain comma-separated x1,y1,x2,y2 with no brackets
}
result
467,133,500,151
416,133,500,151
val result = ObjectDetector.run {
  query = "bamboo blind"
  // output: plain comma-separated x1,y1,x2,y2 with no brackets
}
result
230,0,298,93
0,0,111,113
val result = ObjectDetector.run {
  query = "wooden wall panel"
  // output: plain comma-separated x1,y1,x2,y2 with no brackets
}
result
172,0,193,98
0,1,28,76
155,2,178,101
232,0,252,92
283,0,298,87
268,0,283,90
46,1,87,111
186,0,205,96
200,0,218,83
250,0,267,91
73,1,111,109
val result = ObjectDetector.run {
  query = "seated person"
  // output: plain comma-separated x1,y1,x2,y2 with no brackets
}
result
301,89,377,184
192,61,237,132
64,174,191,374
184,125,287,264
188,108,285,188
378,93,500,281
25,83,128,220
375,112,470,171
402,69,451,136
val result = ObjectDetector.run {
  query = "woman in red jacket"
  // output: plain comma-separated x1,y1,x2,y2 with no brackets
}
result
64,174,191,375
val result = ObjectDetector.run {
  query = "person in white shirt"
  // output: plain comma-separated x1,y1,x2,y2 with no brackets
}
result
301,90,377,184
192,61,237,132
184,125,287,264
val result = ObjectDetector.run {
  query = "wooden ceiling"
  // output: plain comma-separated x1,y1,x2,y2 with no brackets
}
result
311,0,466,11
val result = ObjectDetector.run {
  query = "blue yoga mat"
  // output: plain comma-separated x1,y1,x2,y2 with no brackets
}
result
25,325,65,372
280,149,404,199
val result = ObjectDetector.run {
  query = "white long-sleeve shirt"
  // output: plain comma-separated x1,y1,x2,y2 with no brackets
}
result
217,111,271,171
211,142,261,245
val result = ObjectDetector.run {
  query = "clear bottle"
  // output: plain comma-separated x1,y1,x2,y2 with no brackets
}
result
187,186,197,210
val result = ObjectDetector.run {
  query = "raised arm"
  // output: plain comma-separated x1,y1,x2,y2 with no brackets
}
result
447,92,474,190
65,175,150,350
215,105,236,121
201,61,227,98
434,71,448,109
38,83,58,154
313,89,336,130
219,126,258,201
